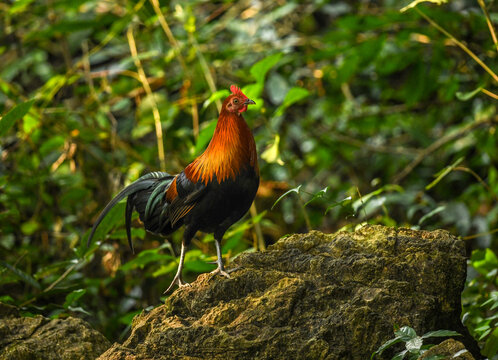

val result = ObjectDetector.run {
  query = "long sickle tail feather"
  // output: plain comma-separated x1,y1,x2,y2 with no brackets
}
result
87,171,174,252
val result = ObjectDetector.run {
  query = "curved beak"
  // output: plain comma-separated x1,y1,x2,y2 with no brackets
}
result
244,98,256,105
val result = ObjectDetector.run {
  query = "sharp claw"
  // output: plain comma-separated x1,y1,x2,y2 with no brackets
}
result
164,274,189,294
210,267,231,279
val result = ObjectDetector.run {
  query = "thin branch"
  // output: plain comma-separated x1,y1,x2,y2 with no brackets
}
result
415,7,498,83
393,115,498,183
463,228,498,240
481,88,498,100
149,0,187,71
453,166,498,202
191,99,199,139
127,26,166,171
477,0,498,53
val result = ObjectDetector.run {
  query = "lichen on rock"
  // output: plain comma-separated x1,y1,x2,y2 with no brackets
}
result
98,225,481,360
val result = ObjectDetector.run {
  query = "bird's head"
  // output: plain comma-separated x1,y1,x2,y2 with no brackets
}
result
224,85,256,114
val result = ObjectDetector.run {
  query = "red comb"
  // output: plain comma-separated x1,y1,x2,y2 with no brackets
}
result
230,85,248,99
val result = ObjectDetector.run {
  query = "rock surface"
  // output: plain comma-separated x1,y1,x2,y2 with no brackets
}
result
98,225,481,360
0,303,110,360
419,339,475,359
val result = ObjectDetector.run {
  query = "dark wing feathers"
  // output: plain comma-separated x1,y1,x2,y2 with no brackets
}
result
168,172,206,226
88,170,208,251
87,171,174,251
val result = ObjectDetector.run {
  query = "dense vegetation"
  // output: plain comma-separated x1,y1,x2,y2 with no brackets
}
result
1,0,497,356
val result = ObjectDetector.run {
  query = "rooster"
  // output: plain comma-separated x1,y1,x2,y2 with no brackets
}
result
88,85,259,293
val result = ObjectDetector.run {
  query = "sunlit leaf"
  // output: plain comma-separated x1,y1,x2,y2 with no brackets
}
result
425,157,464,190
405,336,423,353
400,0,448,12
261,134,284,165
0,99,35,137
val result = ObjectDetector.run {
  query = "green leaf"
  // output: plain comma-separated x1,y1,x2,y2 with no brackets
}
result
0,99,35,137
392,350,408,360
0,295,15,304
352,185,403,212
203,89,229,109
395,326,417,341
0,261,41,290
456,86,484,101
250,53,283,85
421,330,461,339
67,306,91,315
63,289,86,309
274,87,310,116
371,336,403,359
471,249,498,276
483,328,498,357
9,0,35,14
271,185,302,210
325,196,352,214
425,157,464,190
481,291,498,308
21,219,39,235
400,0,448,12
405,336,423,353
418,205,446,226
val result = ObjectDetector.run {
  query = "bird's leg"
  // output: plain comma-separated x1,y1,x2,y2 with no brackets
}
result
164,239,190,294
210,238,230,278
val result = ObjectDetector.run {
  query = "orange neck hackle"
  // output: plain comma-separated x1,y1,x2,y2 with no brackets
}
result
184,110,258,184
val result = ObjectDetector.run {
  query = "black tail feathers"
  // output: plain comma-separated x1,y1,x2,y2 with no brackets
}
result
87,171,175,253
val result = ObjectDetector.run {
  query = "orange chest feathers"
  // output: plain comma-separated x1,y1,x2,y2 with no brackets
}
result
184,114,258,185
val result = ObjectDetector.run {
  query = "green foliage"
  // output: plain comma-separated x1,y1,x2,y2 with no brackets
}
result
0,99,35,137
371,326,460,359
462,248,498,358
0,0,496,350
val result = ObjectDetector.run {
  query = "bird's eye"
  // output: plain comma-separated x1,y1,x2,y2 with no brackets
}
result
233,98,239,104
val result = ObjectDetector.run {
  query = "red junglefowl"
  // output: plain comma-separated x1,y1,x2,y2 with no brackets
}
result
88,85,259,293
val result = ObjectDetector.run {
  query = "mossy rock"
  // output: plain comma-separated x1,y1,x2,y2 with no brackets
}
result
99,225,482,359
0,303,110,360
